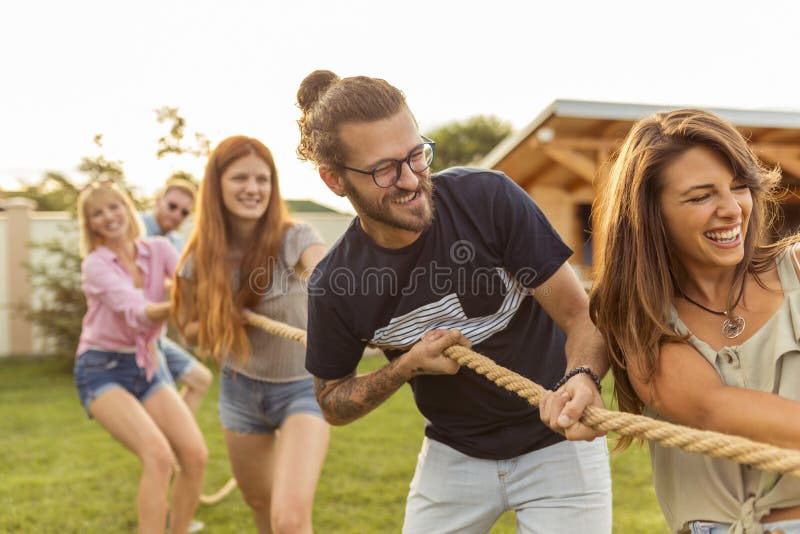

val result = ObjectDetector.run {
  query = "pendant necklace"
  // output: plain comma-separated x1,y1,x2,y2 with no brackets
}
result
681,277,746,339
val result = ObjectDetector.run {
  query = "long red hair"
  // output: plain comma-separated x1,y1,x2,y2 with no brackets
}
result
173,136,292,362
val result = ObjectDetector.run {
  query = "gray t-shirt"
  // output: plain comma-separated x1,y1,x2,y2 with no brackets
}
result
182,222,323,381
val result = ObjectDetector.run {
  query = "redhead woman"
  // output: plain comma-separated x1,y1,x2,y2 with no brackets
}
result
591,109,800,534
173,136,330,533
74,181,207,533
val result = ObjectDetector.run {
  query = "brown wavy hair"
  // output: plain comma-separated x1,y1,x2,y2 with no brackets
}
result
172,136,292,363
296,69,411,169
589,109,786,447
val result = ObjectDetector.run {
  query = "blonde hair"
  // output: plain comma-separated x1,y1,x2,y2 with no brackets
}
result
77,182,144,258
160,176,197,201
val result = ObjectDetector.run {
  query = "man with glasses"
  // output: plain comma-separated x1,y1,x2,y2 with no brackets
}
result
297,70,611,533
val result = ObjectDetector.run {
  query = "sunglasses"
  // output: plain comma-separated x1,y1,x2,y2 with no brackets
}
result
167,202,190,218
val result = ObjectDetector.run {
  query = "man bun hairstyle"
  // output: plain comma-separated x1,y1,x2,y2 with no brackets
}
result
296,69,340,114
296,69,411,170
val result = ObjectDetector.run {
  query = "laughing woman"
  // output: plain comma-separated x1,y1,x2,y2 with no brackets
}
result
591,109,800,534
74,181,207,534
173,136,330,534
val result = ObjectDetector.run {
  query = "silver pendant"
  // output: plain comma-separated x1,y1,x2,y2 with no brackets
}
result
722,315,746,339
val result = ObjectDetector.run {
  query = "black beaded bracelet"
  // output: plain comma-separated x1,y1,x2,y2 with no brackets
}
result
553,366,602,393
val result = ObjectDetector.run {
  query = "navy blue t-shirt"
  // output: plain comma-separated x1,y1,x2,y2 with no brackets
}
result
305,168,573,459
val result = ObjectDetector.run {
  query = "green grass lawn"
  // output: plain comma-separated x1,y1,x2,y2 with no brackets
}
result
0,356,669,533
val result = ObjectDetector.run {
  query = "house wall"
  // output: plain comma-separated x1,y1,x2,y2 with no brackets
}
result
527,184,594,270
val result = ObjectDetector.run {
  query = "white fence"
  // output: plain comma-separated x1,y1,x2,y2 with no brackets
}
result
0,198,353,357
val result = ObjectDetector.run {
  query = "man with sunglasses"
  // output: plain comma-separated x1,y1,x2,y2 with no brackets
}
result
297,70,611,533
142,177,195,252
142,181,212,405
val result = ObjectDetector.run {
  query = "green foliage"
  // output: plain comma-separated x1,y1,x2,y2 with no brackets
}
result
0,356,668,532
78,134,124,182
25,237,85,360
9,172,80,212
425,115,513,173
78,135,146,209
155,106,211,159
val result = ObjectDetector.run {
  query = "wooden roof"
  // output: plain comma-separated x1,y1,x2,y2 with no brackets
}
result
481,100,800,197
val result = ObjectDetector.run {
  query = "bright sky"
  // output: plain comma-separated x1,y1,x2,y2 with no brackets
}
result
2,0,798,213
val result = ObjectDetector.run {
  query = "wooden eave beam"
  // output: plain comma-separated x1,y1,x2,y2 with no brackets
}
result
542,146,598,184
548,137,621,151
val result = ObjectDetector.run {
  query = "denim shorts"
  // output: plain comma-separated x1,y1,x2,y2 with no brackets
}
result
690,519,800,533
218,366,323,434
155,337,198,387
74,349,168,417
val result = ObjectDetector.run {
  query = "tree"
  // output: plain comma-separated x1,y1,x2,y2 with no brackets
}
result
424,115,513,173
155,106,210,160
25,237,85,359
8,172,80,212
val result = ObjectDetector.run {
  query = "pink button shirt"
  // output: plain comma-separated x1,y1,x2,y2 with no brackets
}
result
77,237,178,379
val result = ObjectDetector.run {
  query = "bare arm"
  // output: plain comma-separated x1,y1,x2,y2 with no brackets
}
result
535,263,609,440
535,264,609,377
296,243,328,282
173,277,199,345
631,342,800,450
144,301,171,322
313,329,470,425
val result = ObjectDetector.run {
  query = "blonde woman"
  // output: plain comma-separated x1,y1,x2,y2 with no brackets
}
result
74,181,207,533
173,136,329,533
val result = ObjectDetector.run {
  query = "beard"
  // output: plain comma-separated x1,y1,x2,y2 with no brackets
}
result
342,172,435,233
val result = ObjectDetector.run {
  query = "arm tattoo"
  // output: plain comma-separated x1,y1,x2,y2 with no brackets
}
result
313,358,410,425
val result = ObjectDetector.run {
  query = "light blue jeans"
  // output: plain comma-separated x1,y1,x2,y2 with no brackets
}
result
155,336,198,387
217,366,322,434
690,519,800,533
403,436,612,534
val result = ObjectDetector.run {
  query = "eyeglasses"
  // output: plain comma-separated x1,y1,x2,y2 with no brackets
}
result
341,136,435,188
167,202,190,218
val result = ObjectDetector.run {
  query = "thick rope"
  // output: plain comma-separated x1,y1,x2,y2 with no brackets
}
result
244,310,307,345
200,478,238,506
444,345,800,478
245,311,800,479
